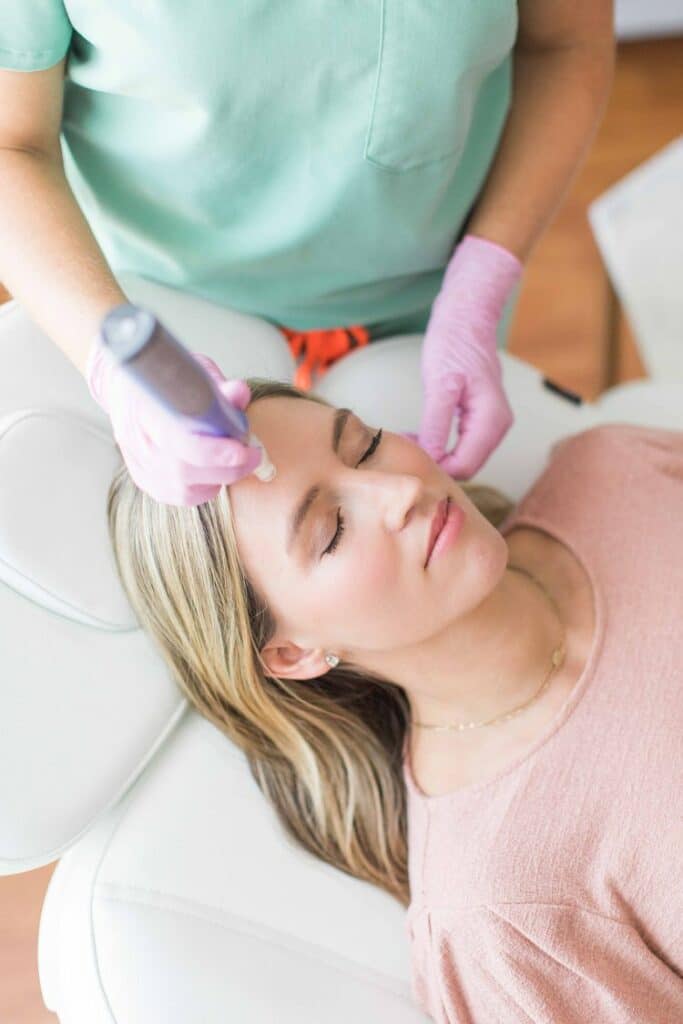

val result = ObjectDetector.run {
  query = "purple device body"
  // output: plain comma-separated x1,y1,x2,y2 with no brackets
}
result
98,303,250,440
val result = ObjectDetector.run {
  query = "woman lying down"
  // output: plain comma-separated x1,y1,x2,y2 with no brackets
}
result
106,365,683,1023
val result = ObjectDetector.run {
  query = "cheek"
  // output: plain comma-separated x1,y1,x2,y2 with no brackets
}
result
321,542,404,635
358,546,399,593
319,550,396,614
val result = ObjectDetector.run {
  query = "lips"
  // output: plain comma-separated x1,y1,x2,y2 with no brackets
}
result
425,497,449,567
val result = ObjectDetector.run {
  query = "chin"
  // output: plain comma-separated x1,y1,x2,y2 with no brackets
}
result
468,523,509,592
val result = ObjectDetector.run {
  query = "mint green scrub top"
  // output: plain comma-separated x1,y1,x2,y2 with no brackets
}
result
0,2,519,348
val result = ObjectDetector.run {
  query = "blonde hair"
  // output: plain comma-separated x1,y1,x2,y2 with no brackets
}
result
106,379,514,907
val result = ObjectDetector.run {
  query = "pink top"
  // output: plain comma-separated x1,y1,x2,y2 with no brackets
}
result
402,424,683,1023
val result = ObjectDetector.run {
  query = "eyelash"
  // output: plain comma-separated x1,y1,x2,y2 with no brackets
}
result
322,429,383,557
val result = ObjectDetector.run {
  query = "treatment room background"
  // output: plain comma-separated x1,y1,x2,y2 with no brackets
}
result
1,9,682,1024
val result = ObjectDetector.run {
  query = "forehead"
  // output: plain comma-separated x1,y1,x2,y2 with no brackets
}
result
226,396,351,563
245,394,368,461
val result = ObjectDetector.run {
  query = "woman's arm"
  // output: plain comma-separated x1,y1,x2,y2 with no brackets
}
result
0,61,127,378
466,0,616,263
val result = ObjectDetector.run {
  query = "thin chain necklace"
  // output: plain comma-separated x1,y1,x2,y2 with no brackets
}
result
411,564,566,732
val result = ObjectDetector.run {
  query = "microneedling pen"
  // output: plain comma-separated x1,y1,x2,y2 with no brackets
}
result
98,303,276,482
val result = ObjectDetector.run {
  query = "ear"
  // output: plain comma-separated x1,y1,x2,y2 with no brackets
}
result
260,640,333,681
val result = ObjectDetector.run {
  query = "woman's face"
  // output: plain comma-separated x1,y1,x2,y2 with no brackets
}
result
228,396,507,676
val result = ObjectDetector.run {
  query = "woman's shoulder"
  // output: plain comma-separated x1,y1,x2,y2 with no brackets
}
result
501,421,683,543
550,422,683,468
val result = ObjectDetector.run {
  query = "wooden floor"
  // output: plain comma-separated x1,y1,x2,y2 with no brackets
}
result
1,35,681,1024
506,35,682,398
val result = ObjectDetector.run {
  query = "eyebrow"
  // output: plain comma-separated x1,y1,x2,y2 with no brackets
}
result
287,407,352,556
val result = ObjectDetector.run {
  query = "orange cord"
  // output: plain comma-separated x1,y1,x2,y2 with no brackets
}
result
278,324,370,391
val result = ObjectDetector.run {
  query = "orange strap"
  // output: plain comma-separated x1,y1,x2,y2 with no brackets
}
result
278,324,370,391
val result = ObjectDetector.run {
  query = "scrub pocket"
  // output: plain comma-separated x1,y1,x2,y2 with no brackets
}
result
364,0,518,173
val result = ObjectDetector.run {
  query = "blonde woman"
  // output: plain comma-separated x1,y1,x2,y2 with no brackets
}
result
107,360,683,1023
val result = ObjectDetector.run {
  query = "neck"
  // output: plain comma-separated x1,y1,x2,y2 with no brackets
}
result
363,563,564,728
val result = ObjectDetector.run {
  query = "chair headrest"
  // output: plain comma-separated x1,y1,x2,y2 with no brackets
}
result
0,408,135,628
0,405,189,872
0,275,295,873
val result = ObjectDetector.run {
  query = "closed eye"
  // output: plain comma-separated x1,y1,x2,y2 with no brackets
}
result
322,428,383,556
357,427,382,465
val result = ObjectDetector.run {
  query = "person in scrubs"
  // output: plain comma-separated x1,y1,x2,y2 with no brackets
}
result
0,2,615,505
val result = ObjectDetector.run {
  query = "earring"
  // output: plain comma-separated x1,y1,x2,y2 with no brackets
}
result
324,653,340,668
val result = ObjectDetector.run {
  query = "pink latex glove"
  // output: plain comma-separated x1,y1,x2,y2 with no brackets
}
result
411,234,523,479
86,338,264,506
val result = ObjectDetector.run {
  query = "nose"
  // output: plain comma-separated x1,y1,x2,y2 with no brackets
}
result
345,469,425,533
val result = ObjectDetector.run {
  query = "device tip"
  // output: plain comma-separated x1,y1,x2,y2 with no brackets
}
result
248,433,276,481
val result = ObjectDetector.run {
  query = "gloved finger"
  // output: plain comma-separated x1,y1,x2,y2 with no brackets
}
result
215,378,252,412
141,408,262,470
162,441,264,488
417,371,467,460
112,359,260,473
135,385,258,468
191,353,253,410
190,352,226,383
436,387,514,479
120,440,263,503
120,454,218,505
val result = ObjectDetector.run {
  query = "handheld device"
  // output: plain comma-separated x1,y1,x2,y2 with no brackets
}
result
98,304,275,482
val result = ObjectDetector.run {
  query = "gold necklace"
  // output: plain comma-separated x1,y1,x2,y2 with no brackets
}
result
411,564,566,732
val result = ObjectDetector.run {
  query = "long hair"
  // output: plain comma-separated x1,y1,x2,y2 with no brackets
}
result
106,379,514,907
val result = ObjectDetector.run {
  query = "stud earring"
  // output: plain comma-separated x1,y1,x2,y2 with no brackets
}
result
324,653,340,668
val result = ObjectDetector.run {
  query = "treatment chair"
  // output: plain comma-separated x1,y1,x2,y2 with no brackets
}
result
1,273,681,1022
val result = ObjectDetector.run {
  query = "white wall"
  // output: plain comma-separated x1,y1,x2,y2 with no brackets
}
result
615,0,683,39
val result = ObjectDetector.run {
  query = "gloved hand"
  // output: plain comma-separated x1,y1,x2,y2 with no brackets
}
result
86,339,263,506
415,234,523,479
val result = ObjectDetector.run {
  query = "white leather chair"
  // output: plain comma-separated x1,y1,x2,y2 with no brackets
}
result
1,273,681,1023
